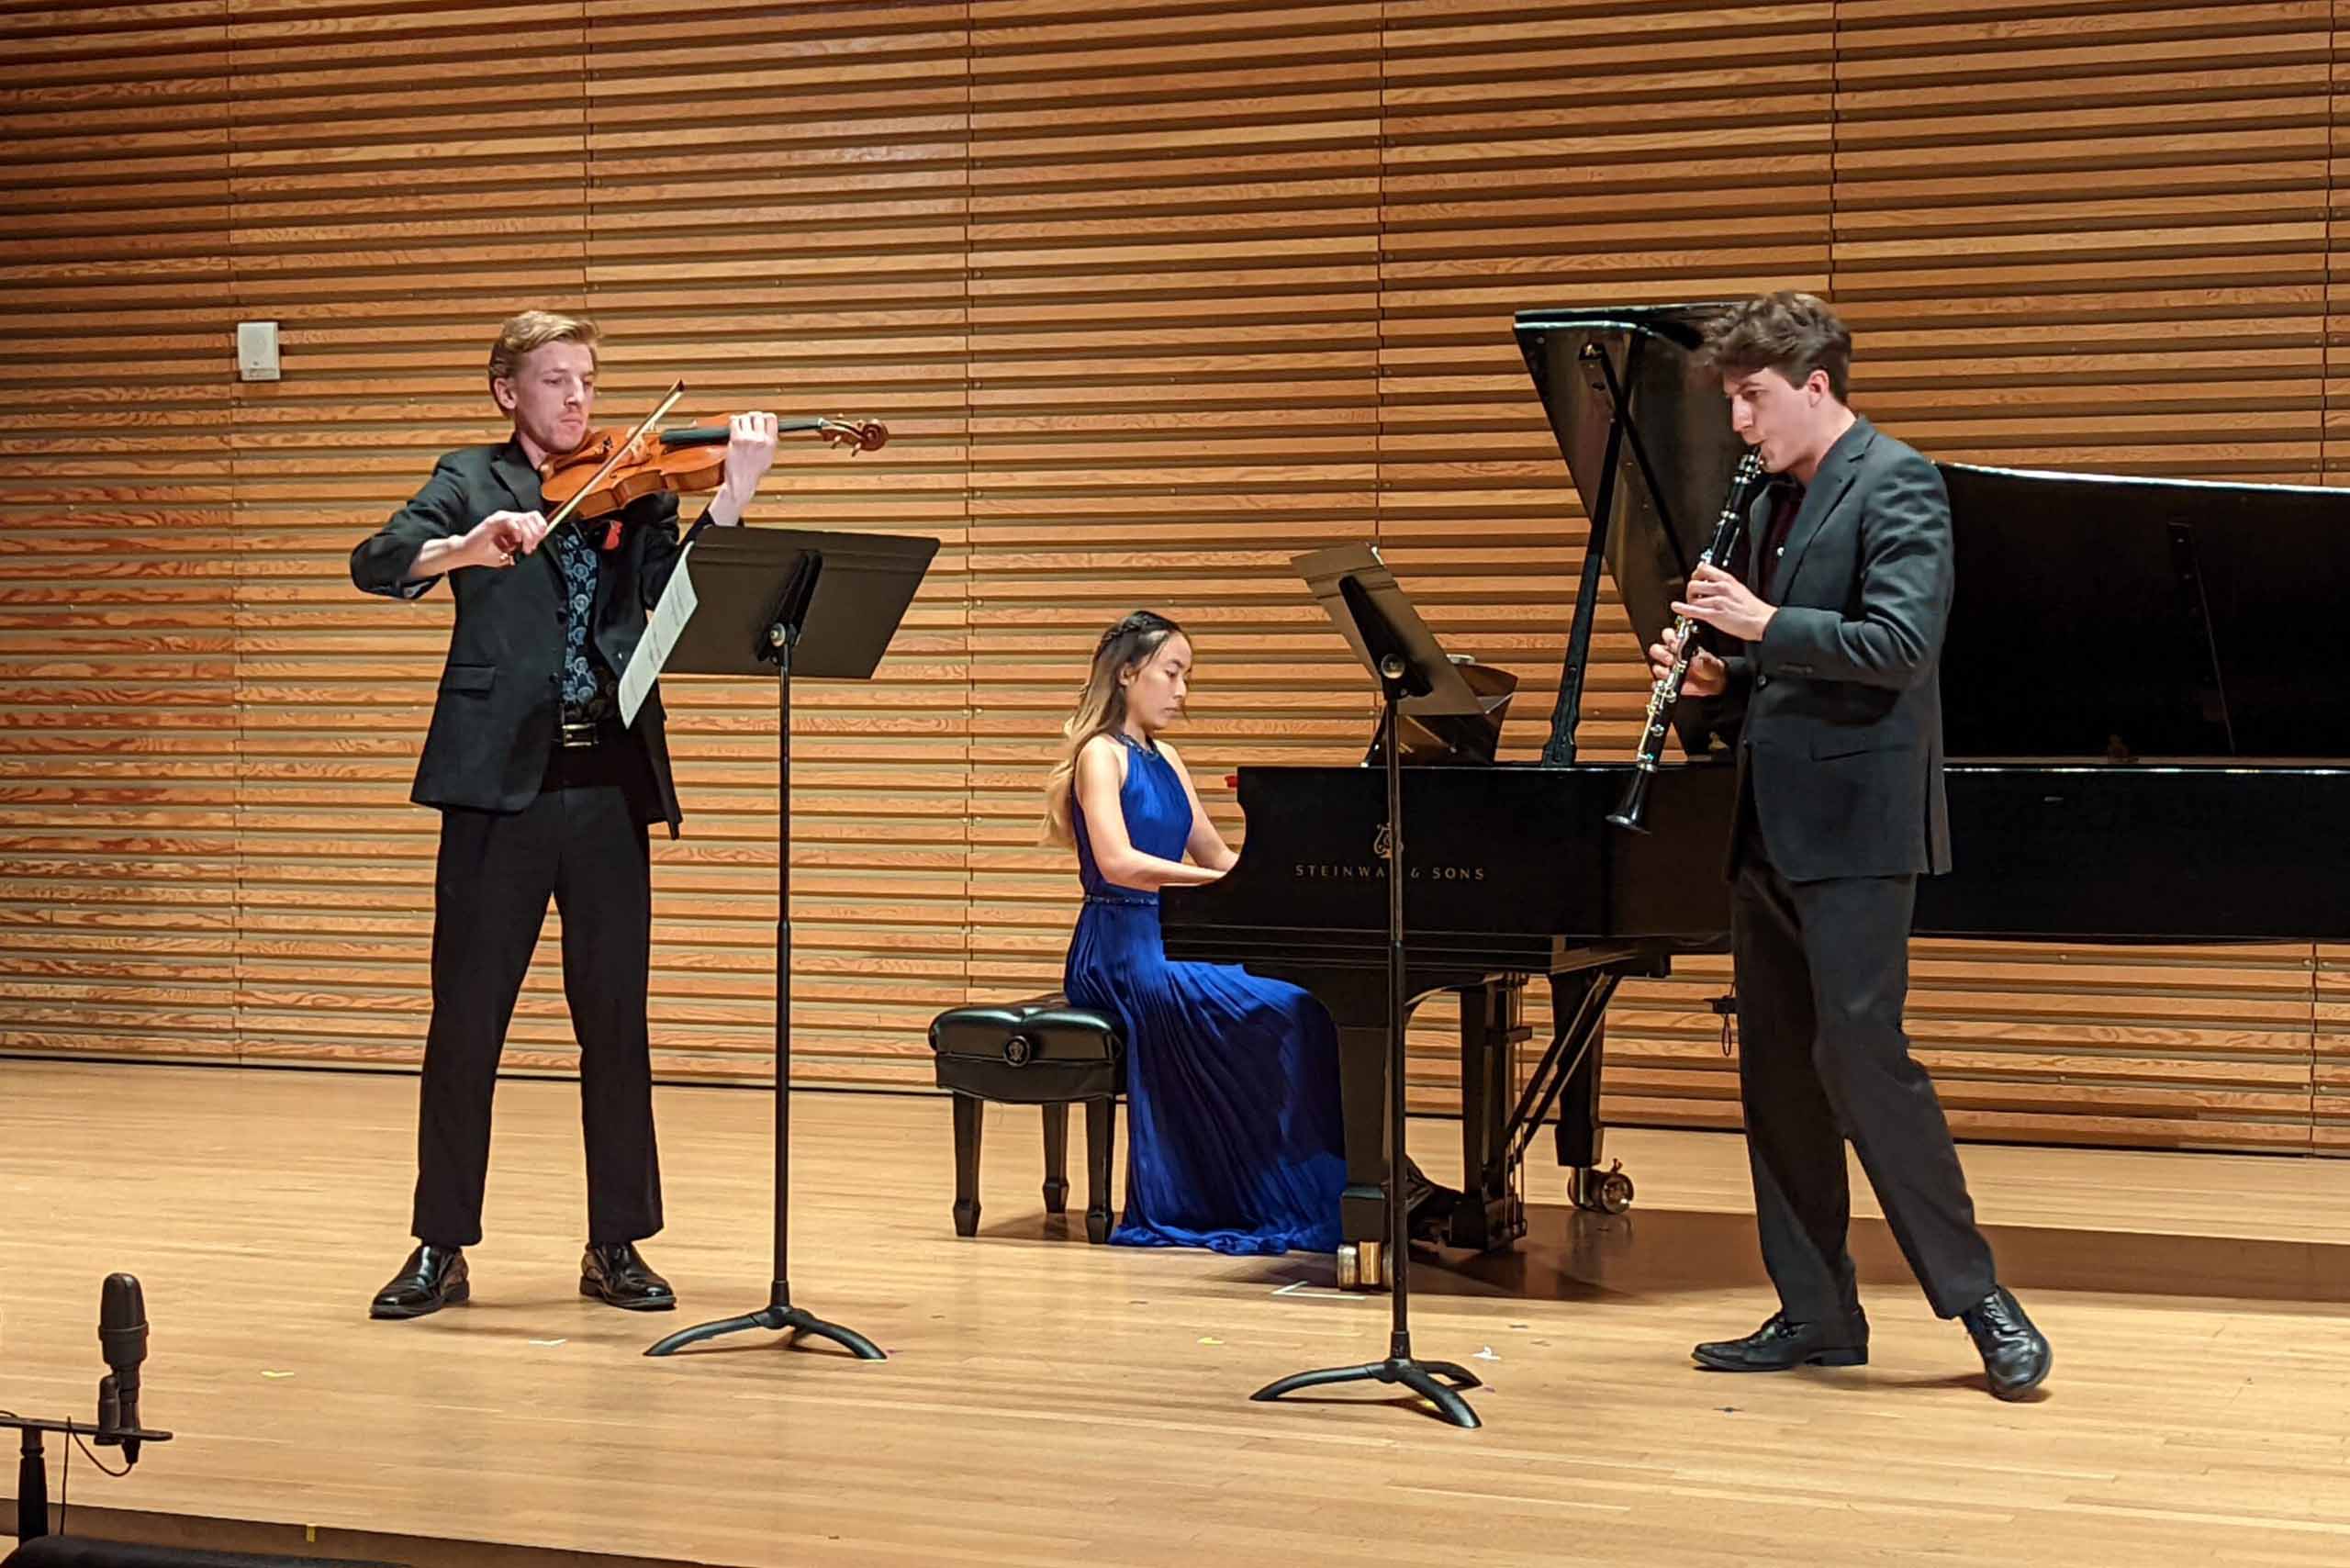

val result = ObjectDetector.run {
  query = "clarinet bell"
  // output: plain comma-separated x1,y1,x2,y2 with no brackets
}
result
1606,767,1655,834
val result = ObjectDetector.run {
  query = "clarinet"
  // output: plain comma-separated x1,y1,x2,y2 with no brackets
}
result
1606,448,1768,834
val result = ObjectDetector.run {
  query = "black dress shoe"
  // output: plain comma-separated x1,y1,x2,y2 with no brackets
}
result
1693,1310,1869,1372
1960,1286,2050,1400
581,1241,675,1311
370,1244,468,1320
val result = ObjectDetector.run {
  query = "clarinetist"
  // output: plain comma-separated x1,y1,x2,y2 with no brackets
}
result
1660,291,2052,1401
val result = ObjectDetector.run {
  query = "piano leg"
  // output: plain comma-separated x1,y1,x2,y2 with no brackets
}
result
1452,978,1529,1252
1327,986,1471,1288
1548,973,1634,1215
1333,1018,1396,1271
1552,997,1605,1172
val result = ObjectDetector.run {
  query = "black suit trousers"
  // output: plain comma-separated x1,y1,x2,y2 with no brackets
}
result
411,737,665,1249
1731,844,1996,1320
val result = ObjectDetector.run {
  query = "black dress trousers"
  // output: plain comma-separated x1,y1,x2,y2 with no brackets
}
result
1729,832,1998,1321
409,733,665,1249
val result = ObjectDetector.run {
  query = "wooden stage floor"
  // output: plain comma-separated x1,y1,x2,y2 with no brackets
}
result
4,1061,2349,1567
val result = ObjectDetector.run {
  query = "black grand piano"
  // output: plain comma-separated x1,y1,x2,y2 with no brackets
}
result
1161,301,2350,1289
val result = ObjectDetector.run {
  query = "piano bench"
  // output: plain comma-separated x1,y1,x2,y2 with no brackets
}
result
928,994,1125,1245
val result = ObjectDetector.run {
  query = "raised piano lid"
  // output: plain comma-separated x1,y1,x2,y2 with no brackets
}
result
1514,303,2350,762
1514,304,1735,761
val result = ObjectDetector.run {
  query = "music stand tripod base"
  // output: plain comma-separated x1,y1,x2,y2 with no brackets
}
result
1251,1352,1483,1429
645,1281,885,1360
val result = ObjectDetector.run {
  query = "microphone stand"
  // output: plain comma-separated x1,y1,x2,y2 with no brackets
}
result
0,1415,172,1541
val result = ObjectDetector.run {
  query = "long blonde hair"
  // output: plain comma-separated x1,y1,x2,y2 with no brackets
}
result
1041,610,1184,846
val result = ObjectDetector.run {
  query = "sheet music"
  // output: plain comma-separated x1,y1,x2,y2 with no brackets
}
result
619,542,699,727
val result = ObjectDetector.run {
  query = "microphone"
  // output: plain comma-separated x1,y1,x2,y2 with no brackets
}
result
95,1271,147,1465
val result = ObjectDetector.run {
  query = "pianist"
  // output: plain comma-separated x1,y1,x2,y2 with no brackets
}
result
1662,291,2053,1401
1042,610,1348,1254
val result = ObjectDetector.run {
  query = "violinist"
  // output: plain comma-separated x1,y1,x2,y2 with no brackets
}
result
350,309,780,1321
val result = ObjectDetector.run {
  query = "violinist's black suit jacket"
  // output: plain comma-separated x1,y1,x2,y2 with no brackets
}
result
350,437,688,835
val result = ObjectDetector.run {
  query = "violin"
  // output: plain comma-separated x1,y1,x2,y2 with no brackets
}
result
536,382,887,529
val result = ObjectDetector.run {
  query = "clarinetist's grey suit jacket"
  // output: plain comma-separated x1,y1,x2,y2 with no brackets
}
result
1708,415,1954,884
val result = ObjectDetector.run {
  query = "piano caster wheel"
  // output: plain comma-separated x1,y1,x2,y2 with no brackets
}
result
1573,1161,1634,1215
1332,1241,1393,1292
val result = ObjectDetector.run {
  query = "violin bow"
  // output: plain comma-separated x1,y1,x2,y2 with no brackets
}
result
542,378,688,534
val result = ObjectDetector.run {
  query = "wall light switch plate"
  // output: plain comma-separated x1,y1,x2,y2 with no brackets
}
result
237,319,281,381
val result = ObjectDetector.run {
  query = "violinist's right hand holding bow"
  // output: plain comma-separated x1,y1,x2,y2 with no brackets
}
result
461,510,550,568
405,510,550,580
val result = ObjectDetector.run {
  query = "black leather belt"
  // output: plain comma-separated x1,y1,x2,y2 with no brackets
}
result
559,718,603,749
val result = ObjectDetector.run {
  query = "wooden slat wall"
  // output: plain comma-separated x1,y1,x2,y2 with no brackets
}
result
2320,3,2350,1152
2322,944,2349,1150
0,6,241,1064
229,4,597,1073
0,0,2340,1156
578,2,975,1087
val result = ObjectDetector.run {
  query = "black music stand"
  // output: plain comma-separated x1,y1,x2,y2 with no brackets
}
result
639,525,937,1361
1249,544,1485,1429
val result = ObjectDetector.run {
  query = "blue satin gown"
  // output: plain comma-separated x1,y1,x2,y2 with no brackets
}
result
1064,732,1347,1255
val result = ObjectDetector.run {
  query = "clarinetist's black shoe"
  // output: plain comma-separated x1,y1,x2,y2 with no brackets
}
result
369,1244,469,1320
580,1241,676,1311
1960,1286,2051,1400
1692,1310,1869,1372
